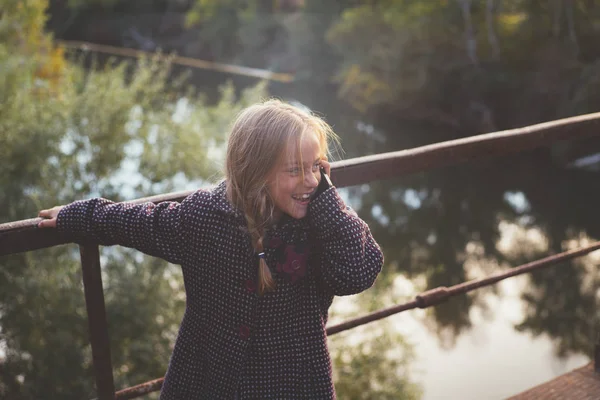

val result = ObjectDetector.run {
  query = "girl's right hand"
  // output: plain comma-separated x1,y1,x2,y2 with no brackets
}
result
38,206,65,228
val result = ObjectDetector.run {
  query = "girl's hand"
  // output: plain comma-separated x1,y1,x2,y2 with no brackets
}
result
320,158,331,177
38,206,65,228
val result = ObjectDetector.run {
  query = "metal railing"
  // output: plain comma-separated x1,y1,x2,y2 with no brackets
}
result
2,112,600,399
59,40,295,83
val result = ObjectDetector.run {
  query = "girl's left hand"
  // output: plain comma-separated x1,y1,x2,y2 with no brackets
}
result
320,158,331,177
38,205,64,228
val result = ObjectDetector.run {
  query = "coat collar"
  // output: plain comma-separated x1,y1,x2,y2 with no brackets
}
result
210,180,308,233
211,180,243,221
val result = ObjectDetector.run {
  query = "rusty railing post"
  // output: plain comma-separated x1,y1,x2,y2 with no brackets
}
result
80,244,115,399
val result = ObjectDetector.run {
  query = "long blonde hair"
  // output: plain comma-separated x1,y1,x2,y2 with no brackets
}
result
225,99,337,294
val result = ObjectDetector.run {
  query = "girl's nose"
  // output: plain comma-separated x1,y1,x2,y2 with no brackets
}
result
305,170,319,188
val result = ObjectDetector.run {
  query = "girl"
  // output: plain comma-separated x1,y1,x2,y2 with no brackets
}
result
38,99,384,399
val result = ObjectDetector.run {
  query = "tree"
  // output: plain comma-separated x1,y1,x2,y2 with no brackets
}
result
330,326,422,400
322,0,600,350
328,273,423,399
0,1,267,398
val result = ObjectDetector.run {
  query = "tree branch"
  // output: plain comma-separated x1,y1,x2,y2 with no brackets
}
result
566,0,579,56
457,0,478,65
553,0,563,37
486,0,500,59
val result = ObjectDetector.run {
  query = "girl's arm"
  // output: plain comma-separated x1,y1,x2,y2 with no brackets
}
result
308,187,384,296
38,191,208,265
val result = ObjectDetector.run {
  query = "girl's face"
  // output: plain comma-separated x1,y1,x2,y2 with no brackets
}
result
268,131,323,221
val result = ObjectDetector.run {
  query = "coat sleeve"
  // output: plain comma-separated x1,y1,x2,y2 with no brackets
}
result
307,187,384,296
55,190,209,265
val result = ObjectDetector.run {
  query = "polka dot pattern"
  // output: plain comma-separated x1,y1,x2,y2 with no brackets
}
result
56,181,384,399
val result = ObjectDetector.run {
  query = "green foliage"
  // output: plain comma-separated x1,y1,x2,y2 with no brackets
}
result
184,0,265,62
66,0,120,8
326,1,455,112
186,0,241,26
329,322,422,399
322,0,600,350
5,0,600,397
327,276,423,399
326,0,600,116
0,1,267,397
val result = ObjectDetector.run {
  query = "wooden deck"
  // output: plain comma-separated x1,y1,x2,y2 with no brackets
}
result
507,363,599,400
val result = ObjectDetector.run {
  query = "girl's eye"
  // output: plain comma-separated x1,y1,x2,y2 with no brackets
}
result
288,167,300,175
312,163,320,172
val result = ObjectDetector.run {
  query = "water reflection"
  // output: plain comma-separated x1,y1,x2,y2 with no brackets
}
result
270,82,598,397
396,279,589,399
328,219,593,399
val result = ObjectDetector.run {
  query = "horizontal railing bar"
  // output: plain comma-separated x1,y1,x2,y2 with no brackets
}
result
104,240,600,399
331,111,600,187
2,111,600,256
109,378,163,400
326,240,600,334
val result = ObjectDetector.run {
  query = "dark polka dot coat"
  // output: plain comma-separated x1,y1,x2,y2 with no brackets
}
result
57,181,384,399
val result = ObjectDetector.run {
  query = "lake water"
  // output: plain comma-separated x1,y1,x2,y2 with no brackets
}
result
326,212,594,399
105,80,595,399
264,81,600,400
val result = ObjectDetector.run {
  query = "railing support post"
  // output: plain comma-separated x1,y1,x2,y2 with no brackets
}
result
80,244,115,399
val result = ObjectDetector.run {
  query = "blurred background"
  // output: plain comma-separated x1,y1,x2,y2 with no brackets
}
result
2,1,600,399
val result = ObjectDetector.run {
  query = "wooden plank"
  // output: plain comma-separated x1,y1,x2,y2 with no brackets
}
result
507,363,599,400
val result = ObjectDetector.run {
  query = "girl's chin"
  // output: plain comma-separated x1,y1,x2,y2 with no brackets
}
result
273,201,310,221
285,204,309,219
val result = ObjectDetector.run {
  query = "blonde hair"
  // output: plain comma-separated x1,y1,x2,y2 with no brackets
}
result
225,99,338,294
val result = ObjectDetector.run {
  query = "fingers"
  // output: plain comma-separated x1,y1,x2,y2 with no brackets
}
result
37,218,57,229
38,209,52,218
38,207,57,219
37,206,63,228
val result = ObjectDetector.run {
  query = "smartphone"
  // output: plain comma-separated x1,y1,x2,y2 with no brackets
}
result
316,167,332,196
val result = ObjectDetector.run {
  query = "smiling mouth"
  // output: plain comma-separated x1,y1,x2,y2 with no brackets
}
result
292,192,313,202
